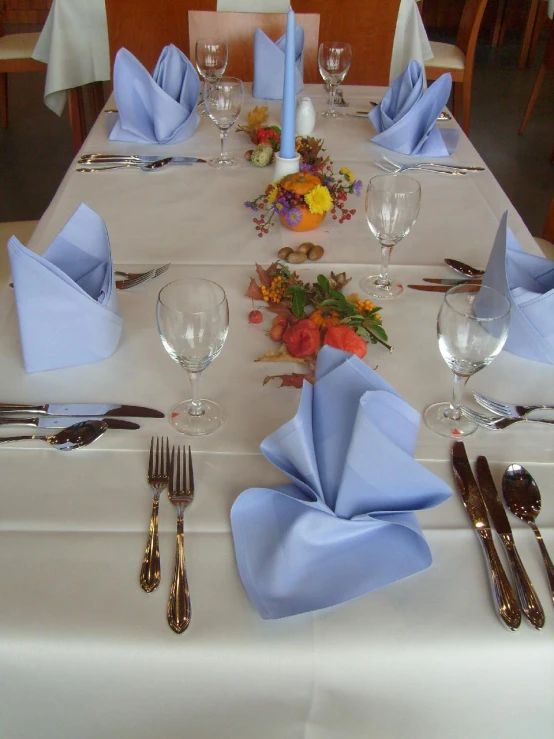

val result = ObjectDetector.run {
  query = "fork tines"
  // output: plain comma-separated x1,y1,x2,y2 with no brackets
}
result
169,445,194,499
116,263,170,290
148,436,170,485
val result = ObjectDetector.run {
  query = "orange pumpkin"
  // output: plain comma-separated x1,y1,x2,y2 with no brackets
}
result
279,206,327,232
280,171,321,196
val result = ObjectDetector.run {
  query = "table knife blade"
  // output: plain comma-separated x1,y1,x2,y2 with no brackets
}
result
451,442,521,630
422,278,481,286
0,403,163,418
475,456,544,629
408,284,453,292
0,416,139,430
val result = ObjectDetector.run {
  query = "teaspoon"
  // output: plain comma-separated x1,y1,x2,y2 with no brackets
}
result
0,420,108,450
502,464,554,605
444,259,485,278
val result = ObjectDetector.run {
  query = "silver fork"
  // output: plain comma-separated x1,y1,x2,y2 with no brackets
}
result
473,392,554,419
375,158,466,176
461,406,554,430
116,263,170,290
167,445,194,634
140,437,169,593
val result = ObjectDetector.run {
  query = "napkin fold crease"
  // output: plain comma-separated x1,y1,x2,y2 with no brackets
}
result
252,26,304,100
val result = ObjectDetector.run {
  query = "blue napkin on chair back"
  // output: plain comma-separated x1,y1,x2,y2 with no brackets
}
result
369,61,458,157
110,45,200,144
231,347,452,619
481,211,554,364
252,26,304,100
7,203,123,373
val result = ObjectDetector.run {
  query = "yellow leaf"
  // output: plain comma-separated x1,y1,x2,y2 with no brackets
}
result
255,344,309,365
247,106,269,128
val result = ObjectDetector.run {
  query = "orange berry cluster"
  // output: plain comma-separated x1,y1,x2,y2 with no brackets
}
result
261,275,286,303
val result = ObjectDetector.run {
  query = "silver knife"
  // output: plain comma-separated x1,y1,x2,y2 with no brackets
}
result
0,416,139,430
408,284,453,292
0,403,163,418
423,278,481,286
475,456,544,630
451,442,521,630
78,154,206,164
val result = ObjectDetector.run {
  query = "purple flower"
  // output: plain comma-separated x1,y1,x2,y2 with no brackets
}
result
244,200,258,210
352,180,363,197
272,197,290,214
286,208,302,227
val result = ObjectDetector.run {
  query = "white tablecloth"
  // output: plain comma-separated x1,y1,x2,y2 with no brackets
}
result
1,86,553,738
31,0,432,114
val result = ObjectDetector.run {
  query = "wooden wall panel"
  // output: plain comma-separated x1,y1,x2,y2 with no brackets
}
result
3,0,52,25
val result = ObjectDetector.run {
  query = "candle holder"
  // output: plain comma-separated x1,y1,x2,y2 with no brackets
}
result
273,152,301,182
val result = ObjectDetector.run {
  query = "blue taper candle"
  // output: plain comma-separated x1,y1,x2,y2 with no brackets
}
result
280,7,296,159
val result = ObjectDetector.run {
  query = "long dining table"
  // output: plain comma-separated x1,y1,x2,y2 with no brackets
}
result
1,85,553,739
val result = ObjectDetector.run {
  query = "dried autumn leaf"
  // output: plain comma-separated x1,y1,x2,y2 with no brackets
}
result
263,372,313,388
255,344,310,365
247,106,269,128
245,277,264,300
266,303,295,322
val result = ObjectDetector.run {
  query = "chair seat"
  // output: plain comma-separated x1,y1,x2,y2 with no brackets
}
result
535,236,554,260
0,32,40,61
426,41,466,71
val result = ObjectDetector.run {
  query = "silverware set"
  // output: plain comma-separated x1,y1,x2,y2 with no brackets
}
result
375,156,485,177
452,441,552,630
408,257,485,292
76,153,206,172
10,264,171,291
140,437,195,634
460,392,554,431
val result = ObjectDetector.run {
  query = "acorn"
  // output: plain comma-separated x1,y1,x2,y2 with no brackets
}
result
278,247,294,260
245,149,254,161
308,245,324,261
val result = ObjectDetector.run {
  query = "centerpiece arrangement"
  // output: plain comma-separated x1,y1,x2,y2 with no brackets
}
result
246,262,391,387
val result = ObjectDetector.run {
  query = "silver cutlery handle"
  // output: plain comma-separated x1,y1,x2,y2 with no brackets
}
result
139,498,161,594
0,403,45,413
501,534,544,629
530,523,554,601
476,528,521,630
167,515,191,634
0,435,39,444
0,417,38,427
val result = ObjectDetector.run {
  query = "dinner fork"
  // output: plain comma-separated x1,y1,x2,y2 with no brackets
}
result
461,406,554,430
167,445,194,634
116,263,170,290
473,392,554,419
140,437,169,593
375,158,465,176
379,155,484,173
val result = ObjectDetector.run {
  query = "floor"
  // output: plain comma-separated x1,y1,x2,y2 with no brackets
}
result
0,33,553,235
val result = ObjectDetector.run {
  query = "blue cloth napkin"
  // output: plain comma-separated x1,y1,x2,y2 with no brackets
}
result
252,26,304,100
369,61,458,156
7,203,123,373
110,45,200,144
481,212,554,364
231,347,452,619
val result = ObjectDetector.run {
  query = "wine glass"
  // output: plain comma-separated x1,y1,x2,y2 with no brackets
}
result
157,279,229,436
318,42,352,117
204,76,244,168
361,174,421,299
195,40,228,115
424,284,511,439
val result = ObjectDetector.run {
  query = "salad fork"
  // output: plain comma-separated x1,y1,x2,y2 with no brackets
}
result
461,406,554,430
167,445,194,634
374,158,466,176
140,437,169,593
116,263,170,290
473,392,554,419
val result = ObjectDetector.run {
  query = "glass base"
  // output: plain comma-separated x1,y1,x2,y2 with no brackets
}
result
169,399,224,436
360,275,403,299
208,154,240,169
321,109,341,118
423,402,478,439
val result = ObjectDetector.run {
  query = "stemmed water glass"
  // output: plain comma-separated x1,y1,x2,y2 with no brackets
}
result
318,42,352,117
194,40,228,114
204,76,244,168
361,174,421,299
157,279,229,436
424,284,511,439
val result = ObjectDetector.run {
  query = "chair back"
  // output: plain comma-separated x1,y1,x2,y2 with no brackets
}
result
188,11,320,83
542,195,554,244
456,0,488,57
1,0,50,34
543,21,554,70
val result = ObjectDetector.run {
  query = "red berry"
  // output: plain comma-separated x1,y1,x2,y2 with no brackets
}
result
249,310,263,324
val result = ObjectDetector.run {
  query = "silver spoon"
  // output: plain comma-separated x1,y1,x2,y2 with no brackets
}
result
0,420,108,450
444,258,485,278
77,158,173,173
502,464,554,605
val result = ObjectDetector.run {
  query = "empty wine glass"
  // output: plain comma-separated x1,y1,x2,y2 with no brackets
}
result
318,42,352,117
424,284,511,439
361,174,421,299
157,279,229,436
204,76,244,168
195,40,228,115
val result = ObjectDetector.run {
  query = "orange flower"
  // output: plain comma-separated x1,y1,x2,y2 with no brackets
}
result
283,319,321,358
324,325,367,359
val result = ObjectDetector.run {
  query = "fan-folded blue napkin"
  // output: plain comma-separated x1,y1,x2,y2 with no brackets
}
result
110,45,200,144
7,203,123,373
369,61,458,156
481,211,554,364
252,26,304,99
231,347,452,619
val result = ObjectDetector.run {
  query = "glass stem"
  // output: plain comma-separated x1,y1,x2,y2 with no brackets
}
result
448,373,469,420
379,244,393,286
219,128,228,161
187,371,204,417
328,84,336,114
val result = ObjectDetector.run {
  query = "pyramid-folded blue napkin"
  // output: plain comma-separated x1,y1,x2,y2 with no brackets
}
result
231,347,452,619
481,211,554,364
252,26,304,100
110,45,200,144
369,61,458,156
7,203,123,373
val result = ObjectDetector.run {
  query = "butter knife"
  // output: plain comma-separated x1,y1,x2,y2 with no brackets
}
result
0,403,163,418
0,416,139,430
475,456,544,630
452,442,521,630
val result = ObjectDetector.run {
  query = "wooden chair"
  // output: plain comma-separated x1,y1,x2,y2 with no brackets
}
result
188,11,320,83
0,219,38,283
519,20,554,134
0,0,46,129
424,0,489,135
